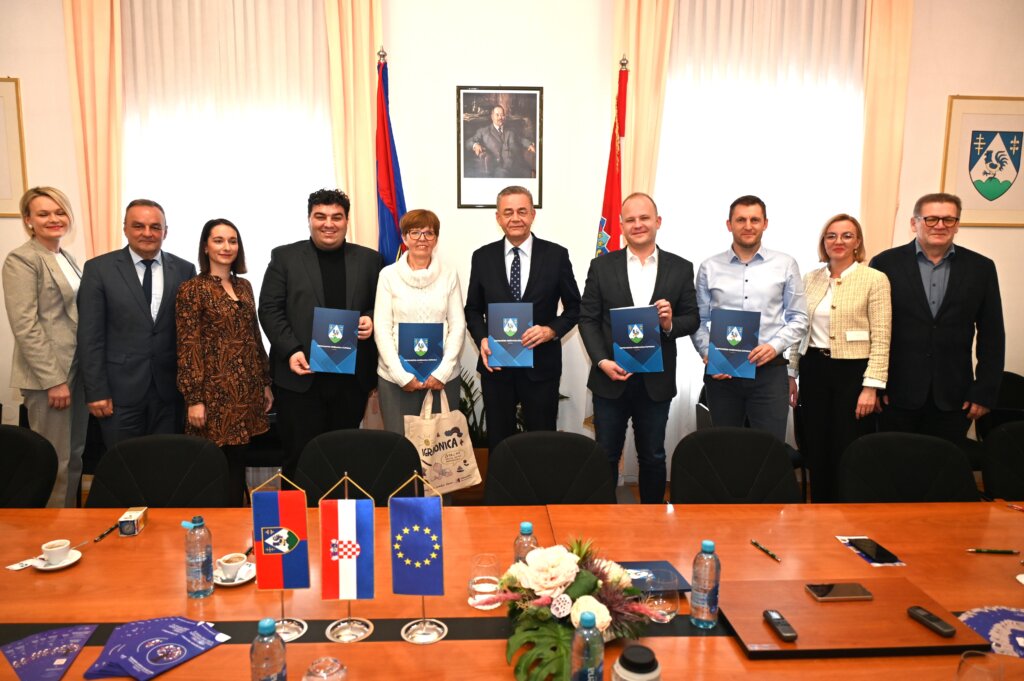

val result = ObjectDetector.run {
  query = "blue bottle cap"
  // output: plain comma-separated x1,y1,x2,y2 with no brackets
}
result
257,618,277,635
701,539,715,553
520,521,533,535
580,611,596,628
180,515,204,530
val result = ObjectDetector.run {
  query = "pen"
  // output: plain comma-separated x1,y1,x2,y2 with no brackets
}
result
94,523,119,543
751,539,781,562
1007,504,1024,513
966,548,1019,555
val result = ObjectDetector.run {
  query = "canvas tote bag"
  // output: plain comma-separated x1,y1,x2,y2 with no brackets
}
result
403,390,482,495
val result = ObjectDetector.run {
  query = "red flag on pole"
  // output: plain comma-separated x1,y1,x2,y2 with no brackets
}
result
595,61,629,256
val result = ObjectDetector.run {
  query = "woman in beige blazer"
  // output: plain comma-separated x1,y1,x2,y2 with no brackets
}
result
2,187,87,507
788,214,891,502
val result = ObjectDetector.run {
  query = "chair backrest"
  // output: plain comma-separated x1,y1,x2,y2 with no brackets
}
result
483,432,616,505
294,429,422,507
838,432,980,503
0,425,58,508
85,434,232,508
669,427,802,504
982,421,1024,501
976,371,1024,441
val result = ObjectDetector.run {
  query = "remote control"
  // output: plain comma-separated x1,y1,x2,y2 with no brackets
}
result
763,609,798,642
907,606,956,637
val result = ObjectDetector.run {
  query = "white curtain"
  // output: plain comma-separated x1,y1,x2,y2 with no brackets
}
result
635,0,866,480
120,0,335,302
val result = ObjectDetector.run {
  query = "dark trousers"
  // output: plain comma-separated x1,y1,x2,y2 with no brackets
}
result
880,390,971,444
593,376,671,504
99,379,182,450
480,370,559,451
274,374,369,480
797,351,876,502
705,363,790,443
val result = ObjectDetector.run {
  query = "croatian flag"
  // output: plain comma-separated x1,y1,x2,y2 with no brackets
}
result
252,489,310,590
320,498,375,600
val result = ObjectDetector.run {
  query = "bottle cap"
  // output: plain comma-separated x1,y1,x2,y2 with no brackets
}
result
580,611,596,628
180,515,205,530
701,539,715,553
618,644,658,672
520,521,533,535
257,618,277,636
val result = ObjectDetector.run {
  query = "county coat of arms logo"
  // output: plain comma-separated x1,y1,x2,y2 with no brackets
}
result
968,130,1022,201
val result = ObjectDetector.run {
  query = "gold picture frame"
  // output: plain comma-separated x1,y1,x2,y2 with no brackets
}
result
0,77,28,217
941,95,1024,227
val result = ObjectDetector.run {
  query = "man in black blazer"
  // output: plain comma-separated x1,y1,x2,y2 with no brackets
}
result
465,186,581,450
579,193,699,503
869,192,1004,443
77,199,196,446
259,189,383,478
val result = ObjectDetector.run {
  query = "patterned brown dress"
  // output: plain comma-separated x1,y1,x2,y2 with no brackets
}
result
176,274,270,446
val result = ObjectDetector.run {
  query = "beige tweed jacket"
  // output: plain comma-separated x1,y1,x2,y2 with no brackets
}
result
788,263,891,385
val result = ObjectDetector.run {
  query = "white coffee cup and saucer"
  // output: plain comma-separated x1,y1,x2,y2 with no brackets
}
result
214,552,255,586
33,539,82,571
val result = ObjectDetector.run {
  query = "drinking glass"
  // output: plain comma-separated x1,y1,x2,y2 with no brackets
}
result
955,651,1004,680
302,656,347,680
467,553,502,610
642,568,679,623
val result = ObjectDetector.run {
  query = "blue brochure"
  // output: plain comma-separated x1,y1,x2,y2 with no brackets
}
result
398,322,444,382
310,307,359,374
610,305,663,373
487,302,534,368
706,308,761,379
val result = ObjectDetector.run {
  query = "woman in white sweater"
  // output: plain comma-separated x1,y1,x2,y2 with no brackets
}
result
373,209,466,433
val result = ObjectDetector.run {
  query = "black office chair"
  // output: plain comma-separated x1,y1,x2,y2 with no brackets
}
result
837,432,980,503
982,421,1024,501
294,429,422,507
669,427,802,504
0,425,58,507
86,434,232,507
976,371,1024,441
483,432,616,505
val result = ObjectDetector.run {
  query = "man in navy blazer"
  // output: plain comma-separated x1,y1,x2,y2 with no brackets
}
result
259,189,383,478
465,186,581,450
77,199,196,446
869,192,1004,443
579,193,699,503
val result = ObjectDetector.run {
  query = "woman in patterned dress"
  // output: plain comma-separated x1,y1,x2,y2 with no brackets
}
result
176,218,272,504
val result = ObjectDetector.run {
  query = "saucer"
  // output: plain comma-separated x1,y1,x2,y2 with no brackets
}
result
214,561,256,586
33,549,82,571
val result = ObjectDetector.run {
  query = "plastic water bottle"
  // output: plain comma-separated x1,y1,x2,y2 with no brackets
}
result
513,521,539,563
689,539,721,629
181,515,213,598
571,611,605,680
250,618,287,681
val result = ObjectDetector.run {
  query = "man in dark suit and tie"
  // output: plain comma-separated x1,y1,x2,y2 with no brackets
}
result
467,105,536,178
77,199,197,446
869,192,1004,443
465,185,581,450
259,189,383,478
579,193,699,503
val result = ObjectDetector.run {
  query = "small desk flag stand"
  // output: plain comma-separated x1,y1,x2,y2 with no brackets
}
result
251,473,310,642
320,474,375,643
389,472,447,644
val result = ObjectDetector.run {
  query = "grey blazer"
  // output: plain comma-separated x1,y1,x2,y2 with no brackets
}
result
3,238,81,390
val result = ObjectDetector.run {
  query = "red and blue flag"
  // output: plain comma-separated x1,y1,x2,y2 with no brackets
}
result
376,59,407,264
252,489,310,590
320,498,375,600
389,496,443,596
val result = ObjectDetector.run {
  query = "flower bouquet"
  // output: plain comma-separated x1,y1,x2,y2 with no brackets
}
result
487,538,654,681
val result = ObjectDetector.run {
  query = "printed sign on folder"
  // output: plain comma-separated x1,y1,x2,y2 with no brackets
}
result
706,308,761,379
310,307,359,374
610,305,663,373
398,323,444,382
487,302,533,368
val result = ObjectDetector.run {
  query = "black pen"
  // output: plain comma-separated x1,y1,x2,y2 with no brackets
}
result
94,523,119,543
751,539,781,562
966,548,1019,555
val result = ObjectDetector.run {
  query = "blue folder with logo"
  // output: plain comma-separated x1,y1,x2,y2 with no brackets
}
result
610,305,663,373
487,302,534,368
398,322,444,382
310,307,359,374
706,308,760,379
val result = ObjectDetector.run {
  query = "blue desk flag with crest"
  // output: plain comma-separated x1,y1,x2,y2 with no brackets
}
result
389,496,444,596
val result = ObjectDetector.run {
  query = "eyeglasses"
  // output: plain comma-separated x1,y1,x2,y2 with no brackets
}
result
407,230,436,241
916,215,959,228
824,232,857,242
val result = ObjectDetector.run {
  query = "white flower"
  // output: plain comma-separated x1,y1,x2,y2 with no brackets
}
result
570,595,612,632
595,558,631,589
517,545,581,598
503,561,530,587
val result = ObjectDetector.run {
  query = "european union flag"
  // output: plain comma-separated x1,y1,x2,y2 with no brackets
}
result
389,496,444,596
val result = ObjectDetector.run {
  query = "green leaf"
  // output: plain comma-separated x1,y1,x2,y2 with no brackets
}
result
506,618,573,681
564,569,598,600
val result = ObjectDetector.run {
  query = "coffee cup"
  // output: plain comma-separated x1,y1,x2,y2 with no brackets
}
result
217,552,248,581
42,539,71,565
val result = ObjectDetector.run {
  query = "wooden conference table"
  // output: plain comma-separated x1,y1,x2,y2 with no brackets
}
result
1,502,1023,679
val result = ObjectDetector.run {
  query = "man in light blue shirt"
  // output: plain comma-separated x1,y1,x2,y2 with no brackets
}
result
691,195,808,442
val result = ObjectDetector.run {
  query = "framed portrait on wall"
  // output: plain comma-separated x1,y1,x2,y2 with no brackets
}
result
457,86,542,209
941,95,1024,227
0,78,28,217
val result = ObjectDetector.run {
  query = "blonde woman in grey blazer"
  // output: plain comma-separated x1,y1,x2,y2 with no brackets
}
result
2,187,87,507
